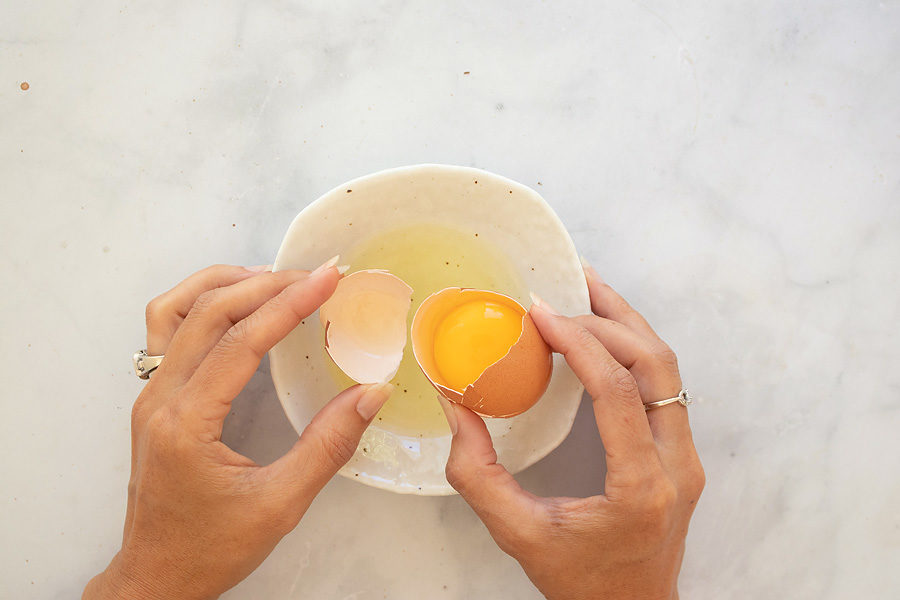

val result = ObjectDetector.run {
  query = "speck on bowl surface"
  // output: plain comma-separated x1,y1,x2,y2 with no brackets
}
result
270,164,589,495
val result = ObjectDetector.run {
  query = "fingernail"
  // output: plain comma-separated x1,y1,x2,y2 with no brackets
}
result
580,255,604,283
246,264,273,272
356,382,393,420
336,264,351,275
311,255,340,277
579,254,592,272
437,396,459,436
529,291,560,316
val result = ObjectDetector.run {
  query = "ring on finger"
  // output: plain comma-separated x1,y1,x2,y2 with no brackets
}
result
644,389,693,411
133,349,164,380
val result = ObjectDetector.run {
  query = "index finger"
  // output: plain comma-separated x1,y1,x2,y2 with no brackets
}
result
529,297,661,482
181,266,343,436
580,259,660,343
145,264,268,354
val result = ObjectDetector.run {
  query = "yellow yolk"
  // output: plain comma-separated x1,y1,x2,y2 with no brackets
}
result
432,299,523,392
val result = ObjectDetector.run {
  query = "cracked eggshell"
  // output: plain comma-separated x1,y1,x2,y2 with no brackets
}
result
319,270,413,384
411,288,553,418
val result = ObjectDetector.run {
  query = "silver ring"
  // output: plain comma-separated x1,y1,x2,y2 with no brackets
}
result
644,389,692,411
133,349,164,380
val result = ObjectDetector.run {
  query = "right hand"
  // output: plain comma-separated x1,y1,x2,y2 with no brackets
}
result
441,263,705,600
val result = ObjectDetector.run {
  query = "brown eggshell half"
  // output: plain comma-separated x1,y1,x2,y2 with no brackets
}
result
462,312,552,417
411,288,553,418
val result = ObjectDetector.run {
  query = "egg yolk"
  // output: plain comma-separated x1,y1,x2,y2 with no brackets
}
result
432,299,523,392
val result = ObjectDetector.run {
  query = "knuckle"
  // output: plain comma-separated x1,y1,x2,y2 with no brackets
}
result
218,318,265,362
683,459,706,498
580,314,602,329
266,291,304,323
446,450,501,496
219,318,252,353
572,324,599,350
613,295,634,315
219,321,244,348
654,479,678,513
131,399,149,432
628,477,677,540
131,391,149,420
444,458,468,491
608,364,639,398
191,289,220,314
651,343,679,372
315,425,359,468
145,295,168,327
201,264,233,280
646,477,677,516
145,407,166,436
145,407,176,444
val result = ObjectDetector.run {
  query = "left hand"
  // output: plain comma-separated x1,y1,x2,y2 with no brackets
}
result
83,261,393,600
441,262,705,599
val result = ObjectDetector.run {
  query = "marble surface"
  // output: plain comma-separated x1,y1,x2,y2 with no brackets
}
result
2,1,898,598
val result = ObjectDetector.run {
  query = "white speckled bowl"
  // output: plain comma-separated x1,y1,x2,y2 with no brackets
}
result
270,164,589,495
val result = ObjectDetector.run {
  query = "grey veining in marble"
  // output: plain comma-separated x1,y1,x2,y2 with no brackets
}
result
2,1,899,598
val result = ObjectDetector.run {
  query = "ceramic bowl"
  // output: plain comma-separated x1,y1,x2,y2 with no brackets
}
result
270,164,589,495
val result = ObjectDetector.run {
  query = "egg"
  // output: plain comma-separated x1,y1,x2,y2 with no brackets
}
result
411,288,552,418
320,271,552,418
319,270,413,384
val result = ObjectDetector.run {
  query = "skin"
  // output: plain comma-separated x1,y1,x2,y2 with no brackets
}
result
84,260,703,599
441,262,705,600
83,262,394,600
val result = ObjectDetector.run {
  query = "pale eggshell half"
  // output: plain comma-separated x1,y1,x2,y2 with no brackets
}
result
411,287,553,418
319,270,413,383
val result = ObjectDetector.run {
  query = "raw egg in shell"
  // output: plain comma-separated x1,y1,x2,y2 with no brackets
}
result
320,272,552,418
411,288,552,418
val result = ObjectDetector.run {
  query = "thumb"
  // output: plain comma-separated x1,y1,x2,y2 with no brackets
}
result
265,382,393,504
441,399,540,552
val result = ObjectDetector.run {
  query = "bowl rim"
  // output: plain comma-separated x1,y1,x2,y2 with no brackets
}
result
270,163,585,495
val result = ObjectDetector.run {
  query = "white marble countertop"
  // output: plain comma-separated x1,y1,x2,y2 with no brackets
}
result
2,2,899,598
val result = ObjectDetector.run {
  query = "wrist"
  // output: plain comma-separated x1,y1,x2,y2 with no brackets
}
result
85,550,215,600
83,553,165,600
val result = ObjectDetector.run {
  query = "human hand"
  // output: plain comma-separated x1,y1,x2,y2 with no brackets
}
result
83,260,393,600
441,261,705,600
